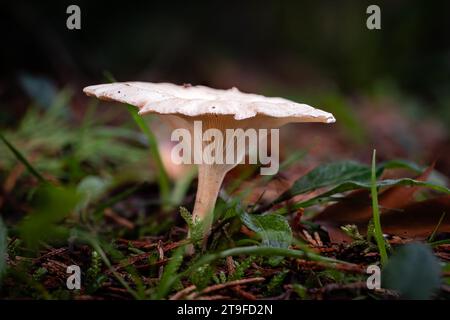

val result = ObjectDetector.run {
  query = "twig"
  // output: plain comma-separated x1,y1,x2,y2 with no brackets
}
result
163,239,190,251
313,232,323,247
302,230,318,246
311,281,367,294
197,295,231,300
232,286,257,300
104,209,135,230
297,259,365,274
32,248,67,264
116,239,159,249
240,226,255,237
226,256,235,275
169,285,197,300
157,240,164,279
188,277,264,299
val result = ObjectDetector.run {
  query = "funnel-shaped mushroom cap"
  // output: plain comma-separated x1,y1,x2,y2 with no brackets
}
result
83,82,335,124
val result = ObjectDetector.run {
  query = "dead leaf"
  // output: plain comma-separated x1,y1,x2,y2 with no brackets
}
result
314,165,434,243
371,195,450,238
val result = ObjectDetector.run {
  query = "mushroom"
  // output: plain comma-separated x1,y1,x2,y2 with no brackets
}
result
83,82,335,245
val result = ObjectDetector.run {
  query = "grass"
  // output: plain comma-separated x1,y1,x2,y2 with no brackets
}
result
126,106,171,208
370,150,388,266
103,72,171,208
0,132,47,183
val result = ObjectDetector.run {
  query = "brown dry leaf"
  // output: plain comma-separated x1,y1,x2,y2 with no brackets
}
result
372,195,450,238
313,165,434,243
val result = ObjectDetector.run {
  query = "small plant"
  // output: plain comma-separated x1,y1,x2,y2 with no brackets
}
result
267,270,289,294
228,256,255,281
86,250,106,293
189,264,214,290
180,207,204,250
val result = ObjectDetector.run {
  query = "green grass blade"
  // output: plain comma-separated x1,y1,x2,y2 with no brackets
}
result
171,167,197,206
75,229,143,299
154,246,185,299
371,150,388,266
428,212,446,243
102,72,171,207
189,246,342,270
89,239,141,299
127,106,171,207
429,239,450,247
0,132,46,183
92,184,141,219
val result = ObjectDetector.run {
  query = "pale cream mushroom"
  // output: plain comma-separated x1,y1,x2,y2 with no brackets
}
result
83,82,335,243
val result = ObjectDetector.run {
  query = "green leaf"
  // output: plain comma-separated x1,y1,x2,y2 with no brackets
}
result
228,256,254,281
379,159,424,173
271,160,449,212
382,243,441,299
189,264,214,290
292,283,308,299
0,218,7,281
180,207,204,246
274,161,371,204
267,269,289,294
19,185,80,250
293,178,450,210
241,212,292,248
271,167,450,215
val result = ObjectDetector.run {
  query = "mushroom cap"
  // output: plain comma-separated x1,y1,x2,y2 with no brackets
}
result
83,82,335,123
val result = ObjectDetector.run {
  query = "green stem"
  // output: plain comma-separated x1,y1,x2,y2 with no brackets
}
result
189,246,343,270
127,106,171,208
102,71,171,209
161,245,346,298
371,149,388,266
0,132,47,184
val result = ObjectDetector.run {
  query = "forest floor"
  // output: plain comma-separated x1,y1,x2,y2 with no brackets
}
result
0,88,449,300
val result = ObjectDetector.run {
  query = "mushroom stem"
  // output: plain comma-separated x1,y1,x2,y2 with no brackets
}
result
192,164,228,239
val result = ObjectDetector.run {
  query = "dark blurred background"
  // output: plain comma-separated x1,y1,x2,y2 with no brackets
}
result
0,0,449,172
